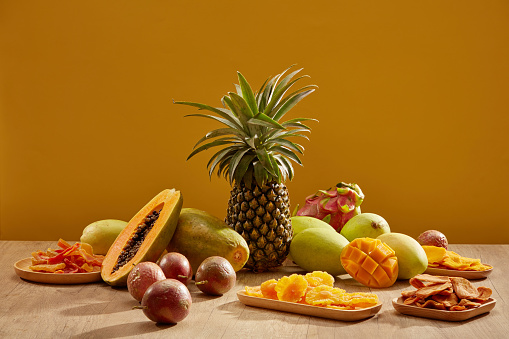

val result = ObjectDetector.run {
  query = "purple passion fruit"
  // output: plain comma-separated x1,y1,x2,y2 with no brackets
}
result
127,262,166,302
159,252,193,286
195,256,236,296
136,279,192,324
417,230,448,249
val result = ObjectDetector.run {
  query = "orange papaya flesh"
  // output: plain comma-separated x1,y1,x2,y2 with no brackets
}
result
340,237,398,288
101,189,183,286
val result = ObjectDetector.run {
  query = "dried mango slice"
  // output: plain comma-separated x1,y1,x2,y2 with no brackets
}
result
422,246,492,271
343,292,379,308
305,271,334,287
28,239,104,273
340,238,398,288
275,274,308,302
29,263,66,272
260,279,278,299
422,245,447,264
245,286,264,298
305,285,346,306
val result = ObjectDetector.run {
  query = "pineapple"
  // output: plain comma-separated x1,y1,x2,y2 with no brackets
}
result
175,65,317,272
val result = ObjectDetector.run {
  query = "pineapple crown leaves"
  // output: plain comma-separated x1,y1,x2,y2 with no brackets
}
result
174,65,318,187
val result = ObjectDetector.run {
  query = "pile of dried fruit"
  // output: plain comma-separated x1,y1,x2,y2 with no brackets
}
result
29,239,104,273
401,274,492,311
422,246,492,271
245,271,378,310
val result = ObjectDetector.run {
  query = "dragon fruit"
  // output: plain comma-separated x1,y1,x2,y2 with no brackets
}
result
296,182,365,232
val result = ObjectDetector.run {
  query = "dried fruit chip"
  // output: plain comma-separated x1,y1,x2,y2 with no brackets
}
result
242,271,379,310
29,263,66,273
275,274,308,302
245,286,264,298
401,274,492,311
305,285,346,306
260,279,278,300
305,271,334,287
422,246,492,271
343,292,379,308
28,239,104,273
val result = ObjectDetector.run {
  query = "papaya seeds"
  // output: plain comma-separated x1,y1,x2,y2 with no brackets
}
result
101,189,183,286
195,256,236,296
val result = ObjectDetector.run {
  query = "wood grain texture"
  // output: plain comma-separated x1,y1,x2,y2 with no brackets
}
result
1,242,508,338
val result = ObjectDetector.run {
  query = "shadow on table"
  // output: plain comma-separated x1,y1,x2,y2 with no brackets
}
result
69,321,174,339
60,286,133,315
388,308,492,325
217,300,377,326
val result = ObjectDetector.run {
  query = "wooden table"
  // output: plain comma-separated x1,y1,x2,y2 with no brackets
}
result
1,241,507,338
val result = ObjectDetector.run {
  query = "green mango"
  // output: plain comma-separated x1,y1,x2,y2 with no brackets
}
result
377,232,428,279
80,219,127,255
291,216,334,236
290,228,349,276
340,213,391,241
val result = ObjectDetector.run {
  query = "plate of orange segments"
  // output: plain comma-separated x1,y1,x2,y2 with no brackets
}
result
239,271,382,321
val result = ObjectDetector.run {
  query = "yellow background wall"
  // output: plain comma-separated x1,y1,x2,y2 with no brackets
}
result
1,1,508,243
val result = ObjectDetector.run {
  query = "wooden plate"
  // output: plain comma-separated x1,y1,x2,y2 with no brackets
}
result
237,291,382,321
392,297,496,321
424,266,493,280
14,258,102,284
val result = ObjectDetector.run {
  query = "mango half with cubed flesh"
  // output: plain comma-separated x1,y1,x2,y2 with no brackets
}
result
340,237,398,288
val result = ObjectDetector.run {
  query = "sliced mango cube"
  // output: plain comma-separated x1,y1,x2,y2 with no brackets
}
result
340,238,399,288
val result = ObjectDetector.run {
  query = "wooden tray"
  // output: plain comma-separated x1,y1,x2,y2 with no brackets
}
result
237,291,382,321
392,297,496,321
424,266,493,280
14,258,102,284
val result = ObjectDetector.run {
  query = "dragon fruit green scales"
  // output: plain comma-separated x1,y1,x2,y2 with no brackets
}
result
296,182,364,232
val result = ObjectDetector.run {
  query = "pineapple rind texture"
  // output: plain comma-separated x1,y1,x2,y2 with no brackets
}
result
226,180,293,272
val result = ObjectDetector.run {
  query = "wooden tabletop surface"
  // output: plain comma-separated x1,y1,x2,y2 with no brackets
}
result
1,241,507,338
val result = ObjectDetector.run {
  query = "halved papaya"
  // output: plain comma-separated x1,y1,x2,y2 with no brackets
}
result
101,189,183,286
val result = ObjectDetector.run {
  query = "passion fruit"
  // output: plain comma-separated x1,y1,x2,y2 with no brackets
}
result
159,252,193,286
195,256,236,296
417,230,448,249
127,262,166,302
136,279,192,324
